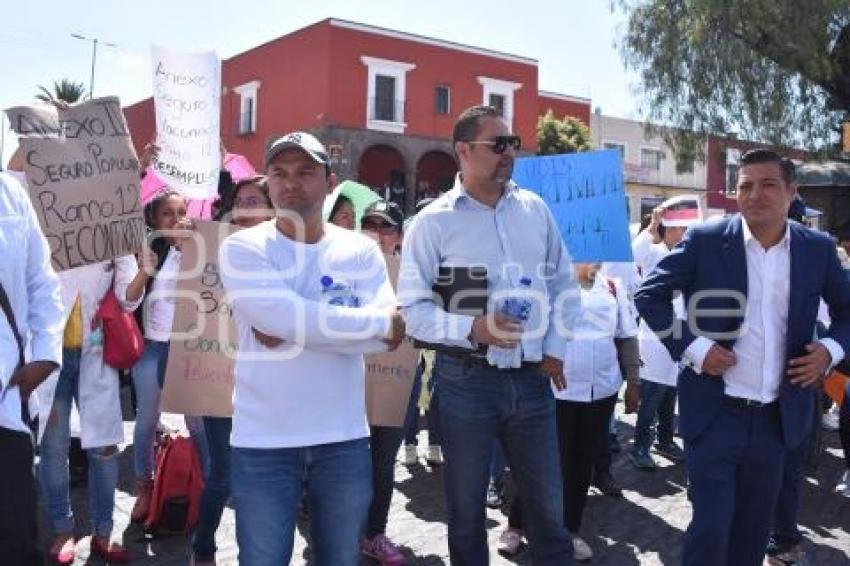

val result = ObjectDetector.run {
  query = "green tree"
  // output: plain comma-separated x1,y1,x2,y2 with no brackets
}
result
35,79,87,104
536,110,592,155
615,0,850,161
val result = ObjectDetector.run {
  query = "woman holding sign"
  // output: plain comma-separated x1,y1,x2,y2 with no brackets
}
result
38,253,154,564
129,190,209,524
192,176,273,566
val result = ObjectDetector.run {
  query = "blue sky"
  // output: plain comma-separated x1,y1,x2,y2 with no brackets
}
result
0,0,639,165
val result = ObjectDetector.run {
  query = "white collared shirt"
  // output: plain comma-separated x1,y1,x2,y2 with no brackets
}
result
684,220,844,402
555,277,638,402
724,220,791,402
0,173,63,433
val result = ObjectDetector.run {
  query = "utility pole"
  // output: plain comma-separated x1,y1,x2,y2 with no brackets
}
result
71,34,117,99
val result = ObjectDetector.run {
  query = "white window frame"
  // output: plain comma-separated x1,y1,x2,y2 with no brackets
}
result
361,56,416,134
640,145,664,171
602,140,627,161
477,76,522,129
234,80,261,135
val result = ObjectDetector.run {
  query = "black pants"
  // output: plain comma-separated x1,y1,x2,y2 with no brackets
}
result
0,426,41,565
508,394,617,533
557,396,618,532
367,425,406,538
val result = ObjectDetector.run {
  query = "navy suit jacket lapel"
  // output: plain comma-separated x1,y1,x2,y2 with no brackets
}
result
787,223,805,346
721,215,748,300
719,216,748,349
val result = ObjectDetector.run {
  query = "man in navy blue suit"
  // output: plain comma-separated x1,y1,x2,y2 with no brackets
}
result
635,149,850,566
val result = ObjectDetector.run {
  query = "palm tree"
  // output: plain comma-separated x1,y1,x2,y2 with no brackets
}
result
35,79,87,104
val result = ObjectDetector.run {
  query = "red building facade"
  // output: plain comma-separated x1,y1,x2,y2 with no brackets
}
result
124,18,590,209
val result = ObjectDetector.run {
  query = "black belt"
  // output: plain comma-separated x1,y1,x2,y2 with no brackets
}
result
440,351,540,372
723,395,779,410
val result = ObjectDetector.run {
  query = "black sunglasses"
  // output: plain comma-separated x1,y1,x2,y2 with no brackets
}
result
466,135,522,154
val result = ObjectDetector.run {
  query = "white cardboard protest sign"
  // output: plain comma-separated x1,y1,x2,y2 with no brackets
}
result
151,46,221,199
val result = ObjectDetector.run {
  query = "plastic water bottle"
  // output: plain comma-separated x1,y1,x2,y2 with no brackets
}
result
499,277,533,325
320,275,359,307
487,277,533,369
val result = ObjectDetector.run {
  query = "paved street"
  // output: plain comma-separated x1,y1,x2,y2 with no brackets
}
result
45,397,850,565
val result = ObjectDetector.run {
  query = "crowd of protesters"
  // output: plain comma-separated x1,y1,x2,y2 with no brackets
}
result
0,101,849,566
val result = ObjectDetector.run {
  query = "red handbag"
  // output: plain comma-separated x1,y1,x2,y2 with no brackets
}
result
93,286,145,369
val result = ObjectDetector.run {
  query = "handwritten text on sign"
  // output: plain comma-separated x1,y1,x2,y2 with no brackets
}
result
512,150,633,262
161,221,240,417
365,254,419,427
152,46,221,199
5,97,145,271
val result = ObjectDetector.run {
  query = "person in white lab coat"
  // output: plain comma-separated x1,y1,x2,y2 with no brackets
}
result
0,172,64,566
37,251,152,564
629,202,697,470
499,263,640,561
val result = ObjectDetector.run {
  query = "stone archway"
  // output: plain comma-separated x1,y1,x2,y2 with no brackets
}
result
415,150,457,201
357,144,407,207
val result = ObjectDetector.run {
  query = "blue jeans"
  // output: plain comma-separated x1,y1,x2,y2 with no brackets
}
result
490,441,508,483
39,348,119,537
131,339,209,480
367,425,405,538
633,379,677,451
231,437,372,566
402,360,442,446
192,417,232,561
436,353,572,565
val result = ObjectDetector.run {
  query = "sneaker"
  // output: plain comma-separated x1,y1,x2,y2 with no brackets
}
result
361,534,407,565
592,470,623,497
425,445,443,465
629,447,657,470
401,445,418,465
486,479,505,508
654,441,685,462
836,470,850,498
497,528,523,556
822,407,840,431
572,535,594,562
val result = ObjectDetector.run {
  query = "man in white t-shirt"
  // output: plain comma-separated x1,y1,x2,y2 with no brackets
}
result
219,132,406,566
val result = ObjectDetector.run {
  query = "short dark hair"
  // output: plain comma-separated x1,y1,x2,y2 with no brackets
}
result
329,194,354,221
739,148,796,185
453,105,503,145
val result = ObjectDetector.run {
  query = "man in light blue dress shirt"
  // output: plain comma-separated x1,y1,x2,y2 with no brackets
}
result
399,105,581,565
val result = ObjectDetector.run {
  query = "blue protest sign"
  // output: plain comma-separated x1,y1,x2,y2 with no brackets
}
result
512,150,633,262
